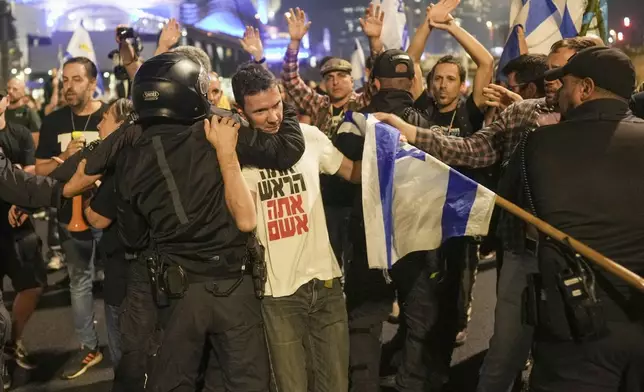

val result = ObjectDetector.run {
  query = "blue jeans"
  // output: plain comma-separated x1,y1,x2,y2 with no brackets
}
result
61,228,100,349
105,304,122,366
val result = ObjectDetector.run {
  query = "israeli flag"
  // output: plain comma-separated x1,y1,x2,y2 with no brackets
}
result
338,113,496,270
64,24,104,98
351,38,367,88
506,0,586,56
376,0,409,50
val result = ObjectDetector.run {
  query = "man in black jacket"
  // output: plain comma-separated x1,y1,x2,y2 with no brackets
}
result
526,46,644,391
88,52,303,392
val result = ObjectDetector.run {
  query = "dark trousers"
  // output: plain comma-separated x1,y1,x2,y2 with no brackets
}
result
530,321,644,392
476,253,537,392
345,244,395,392
324,206,352,269
112,260,157,392
457,239,479,332
146,277,270,392
390,251,449,392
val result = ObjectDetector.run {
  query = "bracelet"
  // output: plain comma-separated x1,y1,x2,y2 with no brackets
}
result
254,57,266,64
52,156,65,165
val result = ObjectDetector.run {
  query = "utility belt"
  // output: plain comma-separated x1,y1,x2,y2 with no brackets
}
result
523,237,609,343
145,235,267,307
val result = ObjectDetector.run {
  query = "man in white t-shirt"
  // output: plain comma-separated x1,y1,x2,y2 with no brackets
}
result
232,63,361,391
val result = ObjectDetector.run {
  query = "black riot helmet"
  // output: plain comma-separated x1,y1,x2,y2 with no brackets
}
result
132,51,210,123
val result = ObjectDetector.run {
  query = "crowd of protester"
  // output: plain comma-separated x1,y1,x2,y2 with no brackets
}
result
0,0,643,391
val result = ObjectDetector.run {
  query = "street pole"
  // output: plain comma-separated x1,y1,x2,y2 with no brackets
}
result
0,0,11,88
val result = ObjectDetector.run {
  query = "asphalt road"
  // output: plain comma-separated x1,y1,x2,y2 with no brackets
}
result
3,220,502,392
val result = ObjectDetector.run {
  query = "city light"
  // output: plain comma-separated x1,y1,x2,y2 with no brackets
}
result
38,78,44,83
10,68,17,75
624,17,631,28
618,32,624,41
103,72,111,78
486,21,493,29
608,37,614,44
609,29,616,37
47,70,53,76
24,68,32,75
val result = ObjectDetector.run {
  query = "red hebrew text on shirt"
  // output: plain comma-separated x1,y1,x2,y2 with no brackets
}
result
258,168,309,241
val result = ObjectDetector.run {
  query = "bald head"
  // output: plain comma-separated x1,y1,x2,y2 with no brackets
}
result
208,71,222,106
7,78,26,105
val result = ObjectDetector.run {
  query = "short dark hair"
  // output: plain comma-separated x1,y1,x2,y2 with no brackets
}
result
63,57,98,80
232,62,277,108
428,55,466,85
502,54,549,94
550,36,603,53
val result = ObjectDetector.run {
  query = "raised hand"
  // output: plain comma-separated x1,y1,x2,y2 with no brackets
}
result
483,83,523,110
427,0,460,25
204,116,241,155
285,8,311,41
240,26,265,61
159,18,181,50
359,3,385,39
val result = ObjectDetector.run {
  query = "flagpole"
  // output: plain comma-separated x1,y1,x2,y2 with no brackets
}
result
494,196,644,293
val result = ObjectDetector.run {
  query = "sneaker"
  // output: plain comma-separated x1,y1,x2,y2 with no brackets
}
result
455,329,468,346
5,341,37,370
47,254,64,271
60,347,103,380
2,362,11,390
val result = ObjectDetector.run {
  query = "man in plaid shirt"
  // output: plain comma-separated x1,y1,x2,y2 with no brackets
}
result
376,36,603,392
282,6,383,138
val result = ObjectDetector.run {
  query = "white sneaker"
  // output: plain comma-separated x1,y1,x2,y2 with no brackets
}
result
47,255,64,271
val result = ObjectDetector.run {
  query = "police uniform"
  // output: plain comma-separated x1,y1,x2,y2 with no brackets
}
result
90,52,305,392
525,47,644,391
0,148,68,391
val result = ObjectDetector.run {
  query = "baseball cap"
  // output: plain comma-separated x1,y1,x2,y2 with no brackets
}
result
544,46,635,100
320,58,352,77
372,49,415,79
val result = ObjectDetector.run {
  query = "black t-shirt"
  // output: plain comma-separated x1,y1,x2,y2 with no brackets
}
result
90,172,127,306
36,103,109,227
0,121,37,236
5,105,41,133
425,94,484,137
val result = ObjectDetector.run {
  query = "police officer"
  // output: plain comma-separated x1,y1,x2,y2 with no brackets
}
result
525,46,644,391
82,51,306,392
0,144,79,392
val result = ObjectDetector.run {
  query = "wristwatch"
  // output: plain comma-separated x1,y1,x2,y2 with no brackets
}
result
254,57,266,64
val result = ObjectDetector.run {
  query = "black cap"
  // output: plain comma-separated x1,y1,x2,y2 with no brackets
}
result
372,49,415,79
132,51,210,123
544,46,635,100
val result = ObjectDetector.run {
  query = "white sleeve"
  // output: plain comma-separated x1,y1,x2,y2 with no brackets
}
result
306,125,344,175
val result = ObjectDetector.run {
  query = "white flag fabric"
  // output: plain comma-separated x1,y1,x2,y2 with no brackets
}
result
509,0,584,54
65,24,104,98
351,38,367,87
376,0,408,50
337,112,496,270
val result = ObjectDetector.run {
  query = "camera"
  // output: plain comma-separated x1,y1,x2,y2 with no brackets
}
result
117,27,136,40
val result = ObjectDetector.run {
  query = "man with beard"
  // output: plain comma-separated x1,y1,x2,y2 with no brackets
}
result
5,79,41,145
281,5,383,272
35,57,108,379
375,36,603,392
526,45,644,392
